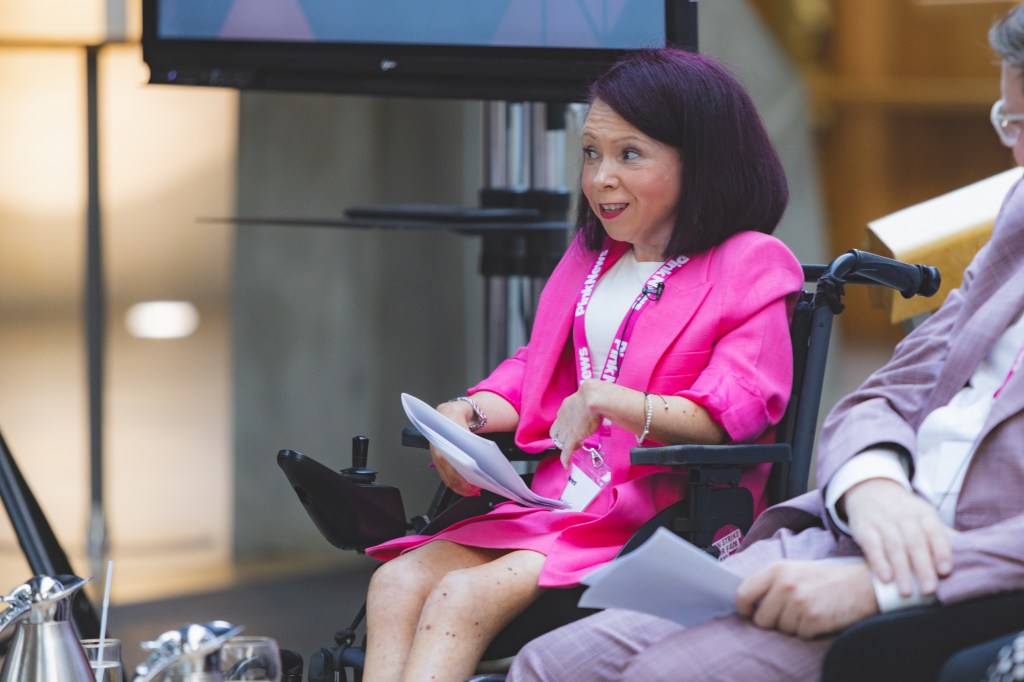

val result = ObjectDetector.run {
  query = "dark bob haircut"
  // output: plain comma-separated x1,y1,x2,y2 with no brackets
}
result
576,48,789,257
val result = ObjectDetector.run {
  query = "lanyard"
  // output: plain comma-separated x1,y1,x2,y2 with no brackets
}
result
570,243,688,461
573,245,688,387
994,341,1024,398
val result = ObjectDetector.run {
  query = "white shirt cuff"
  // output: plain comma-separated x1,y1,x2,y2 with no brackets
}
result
870,573,939,612
820,557,938,613
825,448,912,535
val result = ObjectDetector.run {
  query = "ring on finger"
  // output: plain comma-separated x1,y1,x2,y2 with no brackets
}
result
552,436,564,449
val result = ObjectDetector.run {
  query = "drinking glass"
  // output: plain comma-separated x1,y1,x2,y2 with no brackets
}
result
81,638,124,682
219,636,281,682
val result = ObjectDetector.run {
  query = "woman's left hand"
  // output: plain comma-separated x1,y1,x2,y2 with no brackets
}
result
550,380,605,468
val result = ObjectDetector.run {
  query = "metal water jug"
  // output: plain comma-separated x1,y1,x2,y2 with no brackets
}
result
133,621,243,682
0,574,94,682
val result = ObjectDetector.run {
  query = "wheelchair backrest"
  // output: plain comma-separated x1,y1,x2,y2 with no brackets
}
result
764,291,815,506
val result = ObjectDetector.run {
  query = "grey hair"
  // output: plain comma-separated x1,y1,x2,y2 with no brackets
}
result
991,3,1024,67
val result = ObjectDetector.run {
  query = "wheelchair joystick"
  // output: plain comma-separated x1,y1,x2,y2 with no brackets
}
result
352,435,369,468
340,435,377,484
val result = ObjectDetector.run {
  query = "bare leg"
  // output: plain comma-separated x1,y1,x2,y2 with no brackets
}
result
400,549,546,682
364,541,524,682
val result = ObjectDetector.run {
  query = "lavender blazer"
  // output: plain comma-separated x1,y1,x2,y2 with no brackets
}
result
746,175,1024,605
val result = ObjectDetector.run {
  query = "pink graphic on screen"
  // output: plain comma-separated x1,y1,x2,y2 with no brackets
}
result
492,0,629,48
220,0,314,40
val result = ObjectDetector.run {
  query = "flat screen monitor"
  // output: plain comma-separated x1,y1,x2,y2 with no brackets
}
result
141,0,697,102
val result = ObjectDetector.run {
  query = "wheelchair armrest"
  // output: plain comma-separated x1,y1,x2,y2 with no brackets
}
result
400,426,429,449
277,449,407,551
401,426,547,461
822,589,1024,682
629,443,792,468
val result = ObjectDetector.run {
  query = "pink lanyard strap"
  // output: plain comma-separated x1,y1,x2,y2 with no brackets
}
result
994,341,1024,398
570,245,687,459
573,245,689,387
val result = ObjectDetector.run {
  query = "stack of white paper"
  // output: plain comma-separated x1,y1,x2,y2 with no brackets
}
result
579,527,742,627
401,393,568,509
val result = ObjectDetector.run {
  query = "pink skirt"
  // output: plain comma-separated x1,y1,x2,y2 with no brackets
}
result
366,460,770,587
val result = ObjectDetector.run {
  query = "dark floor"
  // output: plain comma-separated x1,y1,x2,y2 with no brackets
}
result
109,559,377,675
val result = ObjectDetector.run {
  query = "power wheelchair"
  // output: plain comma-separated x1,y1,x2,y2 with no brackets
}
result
277,248,942,682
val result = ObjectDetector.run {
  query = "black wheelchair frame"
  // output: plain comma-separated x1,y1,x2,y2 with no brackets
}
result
276,249,945,682
823,590,1024,682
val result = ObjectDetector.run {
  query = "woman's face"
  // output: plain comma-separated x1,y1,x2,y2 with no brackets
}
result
581,98,683,262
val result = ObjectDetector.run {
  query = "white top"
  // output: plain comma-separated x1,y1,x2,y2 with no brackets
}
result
585,248,663,375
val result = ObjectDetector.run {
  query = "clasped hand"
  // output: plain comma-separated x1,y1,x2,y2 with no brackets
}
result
843,478,955,597
737,479,957,639
736,559,878,639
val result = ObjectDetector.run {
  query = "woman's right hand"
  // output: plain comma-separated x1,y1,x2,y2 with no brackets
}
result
550,381,605,468
430,401,482,497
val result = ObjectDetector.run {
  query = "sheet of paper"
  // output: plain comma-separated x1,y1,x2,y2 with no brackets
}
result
412,417,557,509
401,393,567,509
578,527,742,627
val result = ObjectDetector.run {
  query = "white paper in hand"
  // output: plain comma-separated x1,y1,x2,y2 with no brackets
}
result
400,393,567,509
578,527,741,627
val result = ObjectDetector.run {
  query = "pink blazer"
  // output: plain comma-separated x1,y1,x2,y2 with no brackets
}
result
471,230,804,505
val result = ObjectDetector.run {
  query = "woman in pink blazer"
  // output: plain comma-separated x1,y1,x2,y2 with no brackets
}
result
363,48,804,682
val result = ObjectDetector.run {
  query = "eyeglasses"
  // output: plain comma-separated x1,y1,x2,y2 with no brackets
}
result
991,99,1024,147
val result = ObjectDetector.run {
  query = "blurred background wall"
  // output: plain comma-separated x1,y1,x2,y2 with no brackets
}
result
750,0,1017,341
0,0,1017,603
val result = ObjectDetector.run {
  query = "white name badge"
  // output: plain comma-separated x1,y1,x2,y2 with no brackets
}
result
559,464,602,511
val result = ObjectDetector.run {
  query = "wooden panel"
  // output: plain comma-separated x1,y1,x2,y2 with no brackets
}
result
746,0,1016,339
897,1,1016,79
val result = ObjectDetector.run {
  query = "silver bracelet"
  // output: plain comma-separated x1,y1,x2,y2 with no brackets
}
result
636,391,653,445
449,396,488,432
